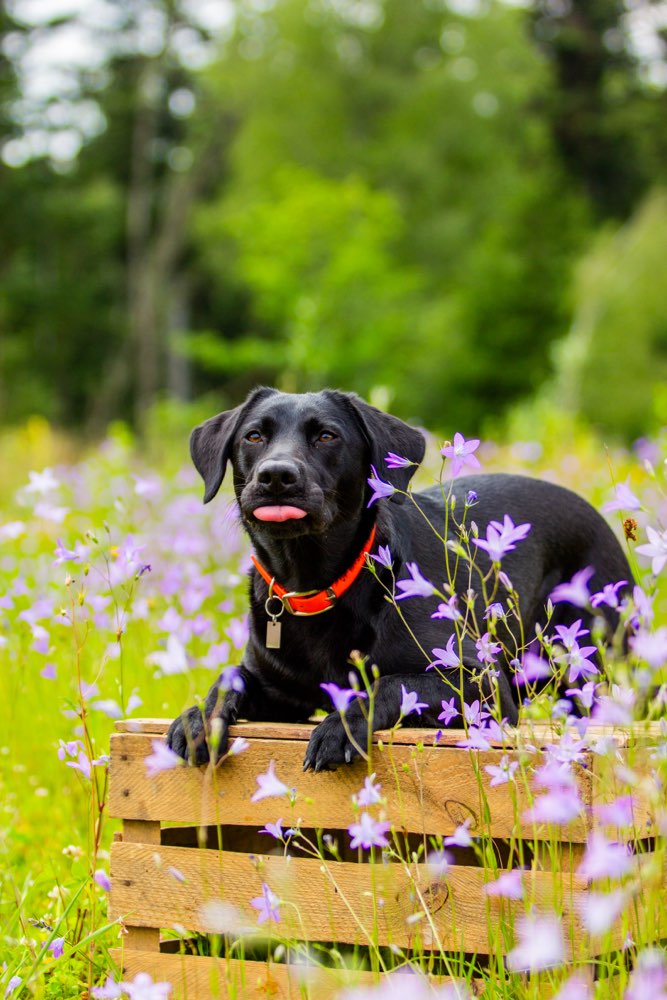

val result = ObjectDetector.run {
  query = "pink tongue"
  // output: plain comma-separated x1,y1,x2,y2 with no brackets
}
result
253,505,308,522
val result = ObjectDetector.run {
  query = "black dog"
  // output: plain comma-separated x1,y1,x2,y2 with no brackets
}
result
167,388,632,770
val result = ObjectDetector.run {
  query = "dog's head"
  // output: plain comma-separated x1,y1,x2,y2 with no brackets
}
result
189,388,426,538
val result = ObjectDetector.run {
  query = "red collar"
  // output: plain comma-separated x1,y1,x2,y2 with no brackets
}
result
251,524,377,616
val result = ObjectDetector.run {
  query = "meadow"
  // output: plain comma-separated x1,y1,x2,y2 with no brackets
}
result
0,409,665,999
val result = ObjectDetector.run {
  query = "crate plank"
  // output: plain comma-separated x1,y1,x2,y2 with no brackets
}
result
109,842,591,955
109,731,595,840
111,949,485,999
122,819,161,952
114,718,665,746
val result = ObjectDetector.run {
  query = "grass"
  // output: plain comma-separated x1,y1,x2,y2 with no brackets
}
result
0,407,665,999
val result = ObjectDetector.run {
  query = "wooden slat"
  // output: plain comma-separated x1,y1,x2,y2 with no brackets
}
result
115,718,665,747
109,842,590,955
111,950,485,999
109,731,593,840
122,819,161,952
590,746,657,837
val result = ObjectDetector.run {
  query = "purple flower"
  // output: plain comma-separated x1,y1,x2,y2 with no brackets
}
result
577,831,633,880
472,515,531,563
581,888,627,935
167,867,186,883
552,973,593,1000
367,466,396,506
353,774,382,806
590,580,627,609
431,596,461,621
219,666,245,693
636,526,667,574
54,538,87,565
4,977,22,998
506,912,565,972
556,640,599,684
466,490,478,506
592,684,635,725
49,936,65,959
95,869,111,892
625,948,667,999
565,681,598,710
484,755,519,787
512,651,551,686
25,467,59,494
58,739,81,761
457,726,491,751
441,433,481,476
228,736,249,756
554,620,589,648
221,619,246,653
475,632,501,665
484,869,523,899
438,697,460,726
629,585,654,627
444,818,473,847
551,567,595,608
66,751,92,780
426,849,451,877
523,786,583,825
145,740,183,778
251,760,289,802
395,562,435,600
429,636,461,671
385,452,414,469
602,481,641,513
41,662,57,680
370,545,393,570
594,796,635,828
147,635,189,676
463,700,490,727
399,685,429,717
92,979,123,999
348,812,391,850
122,972,173,999
484,602,505,621
251,882,281,924
259,819,284,840
630,627,667,669
320,682,367,714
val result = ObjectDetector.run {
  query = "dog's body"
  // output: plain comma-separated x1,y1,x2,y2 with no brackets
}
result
167,388,632,770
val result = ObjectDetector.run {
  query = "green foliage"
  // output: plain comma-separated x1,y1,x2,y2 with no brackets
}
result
0,0,665,435
552,188,667,439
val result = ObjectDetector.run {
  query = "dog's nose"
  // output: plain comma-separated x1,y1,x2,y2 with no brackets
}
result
256,459,300,491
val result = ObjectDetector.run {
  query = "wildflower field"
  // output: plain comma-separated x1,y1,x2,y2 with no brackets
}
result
1,410,666,1000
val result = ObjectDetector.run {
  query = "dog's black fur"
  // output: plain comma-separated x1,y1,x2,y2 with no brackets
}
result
167,388,632,771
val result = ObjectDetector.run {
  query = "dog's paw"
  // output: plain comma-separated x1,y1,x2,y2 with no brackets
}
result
166,705,215,765
303,712,368,772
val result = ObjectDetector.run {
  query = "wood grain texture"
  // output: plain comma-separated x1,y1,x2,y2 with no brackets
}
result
111,949,486,999
114,718,665,746
109,841,591,955
122,819,161,951
109,731,596,840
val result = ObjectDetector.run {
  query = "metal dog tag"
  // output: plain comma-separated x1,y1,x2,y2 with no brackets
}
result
266,619,282,649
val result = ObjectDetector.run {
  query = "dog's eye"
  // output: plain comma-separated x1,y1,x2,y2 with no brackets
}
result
245,430,263,444
316,430,337,443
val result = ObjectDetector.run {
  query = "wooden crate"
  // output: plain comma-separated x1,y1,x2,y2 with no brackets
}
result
108,719,664,999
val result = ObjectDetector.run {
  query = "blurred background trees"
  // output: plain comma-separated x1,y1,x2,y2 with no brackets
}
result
1,0,666,439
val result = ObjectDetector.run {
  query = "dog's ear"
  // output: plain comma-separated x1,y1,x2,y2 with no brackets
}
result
190,387,277,504
337,393,426,505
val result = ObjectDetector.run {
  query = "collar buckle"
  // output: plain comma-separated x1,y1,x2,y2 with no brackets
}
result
282,587,338,615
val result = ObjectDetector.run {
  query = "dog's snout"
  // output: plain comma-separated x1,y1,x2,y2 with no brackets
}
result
256,459,300,491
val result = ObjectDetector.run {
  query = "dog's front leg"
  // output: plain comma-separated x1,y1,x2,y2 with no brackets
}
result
166,667,254,765
304,670,518,772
